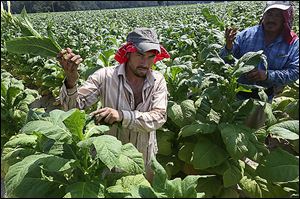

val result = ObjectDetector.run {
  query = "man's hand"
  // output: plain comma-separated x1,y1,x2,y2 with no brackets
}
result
246,69,267,82
90,107,123,125
57,48,83,88
225,27,238,50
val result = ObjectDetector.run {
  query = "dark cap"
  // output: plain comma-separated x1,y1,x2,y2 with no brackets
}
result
126,28,161,53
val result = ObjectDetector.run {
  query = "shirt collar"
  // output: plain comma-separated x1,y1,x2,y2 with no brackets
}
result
117,63,156,86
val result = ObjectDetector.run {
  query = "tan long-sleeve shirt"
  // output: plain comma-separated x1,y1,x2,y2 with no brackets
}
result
59,63,168,168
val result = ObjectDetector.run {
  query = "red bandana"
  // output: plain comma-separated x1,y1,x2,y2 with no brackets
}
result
114,42,170,64
282,6,298,45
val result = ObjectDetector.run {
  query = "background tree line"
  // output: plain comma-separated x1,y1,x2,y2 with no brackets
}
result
2,1,215,14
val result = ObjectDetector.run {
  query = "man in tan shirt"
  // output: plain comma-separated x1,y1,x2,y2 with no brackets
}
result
57,28,170,181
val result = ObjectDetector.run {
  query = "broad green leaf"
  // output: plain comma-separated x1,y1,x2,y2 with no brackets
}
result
6,36,61,58
167,101,184,127
84,124,110,138
129,185,159,198
192,137,228,170
284,100,299,119
117,143,145,174
263,102,277,126
197,175,222,197
272,96,295,111
3,134,37,148
181,175,201,198
219,123,267,160
156,154,183,177
93,135,122,170
20,120,73,144
157,130,175,156
106,174,151,197
178,142,194,163
64,182,105,198
233,50,267,77
239,175,265,198
63,109,86,141
223,160,244,188
18,8,41,37
256,148,299,183
267,120,299,140
5,154,74,196
178,122,217,138
151,156,168,193
49,109,77,126
239,174,291,198
165,178,182,197
180,99,196,124
12,177,63,198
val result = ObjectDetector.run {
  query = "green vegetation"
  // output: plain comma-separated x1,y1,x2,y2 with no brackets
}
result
1,1,299,197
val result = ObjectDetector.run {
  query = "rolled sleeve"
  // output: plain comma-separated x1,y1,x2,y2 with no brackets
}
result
59,82,79,111
121,110,134,128
59,68,105,111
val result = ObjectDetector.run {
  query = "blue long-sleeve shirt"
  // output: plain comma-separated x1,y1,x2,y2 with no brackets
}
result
220,25,299,89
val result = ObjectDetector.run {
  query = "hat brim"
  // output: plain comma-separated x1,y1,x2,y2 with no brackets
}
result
264,4,290,13
136,42,161,53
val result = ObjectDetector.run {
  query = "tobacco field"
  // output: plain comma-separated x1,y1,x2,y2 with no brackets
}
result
1,1,299,198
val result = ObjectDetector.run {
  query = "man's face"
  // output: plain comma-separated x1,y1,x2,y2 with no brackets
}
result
126,50,156,78
262,8,284,33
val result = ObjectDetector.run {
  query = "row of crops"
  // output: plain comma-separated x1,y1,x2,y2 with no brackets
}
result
1,1,299,198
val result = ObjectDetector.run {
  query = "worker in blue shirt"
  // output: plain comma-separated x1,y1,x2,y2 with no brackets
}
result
220,1,299,102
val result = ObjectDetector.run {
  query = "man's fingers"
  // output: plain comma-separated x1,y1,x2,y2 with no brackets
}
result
90,108,107,117
66,48,72,53
104,112,113,124
75,58,83,65
71,55,81,62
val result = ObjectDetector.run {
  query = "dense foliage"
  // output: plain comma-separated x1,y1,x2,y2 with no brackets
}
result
1,1,299,198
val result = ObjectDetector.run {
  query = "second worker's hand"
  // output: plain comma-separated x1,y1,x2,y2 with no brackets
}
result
225,27,238,50
57,48,83,88
246,69,267,82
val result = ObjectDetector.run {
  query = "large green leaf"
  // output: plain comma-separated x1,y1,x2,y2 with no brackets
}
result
233,50,267,77
93,135,122,170
63,109,86,141
3,133,37,148
180,175,201,198
239,175,267,198
256,148,299,183
239,174,291,198
219,123,267,160
223,159,245,188
12,177,63,198
18,8,42,37
157,129,175,156
178,142,194,163
5,154,74,197
267,120,299,140
167,101,185,127
64,182,105,198
20,120,73,144
106,174,151,198
178,122,217,138
151,156,168,193
117,143,145,174
197,175,222,197
192,137,228,170
6,36,61,57
180,99,196,124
